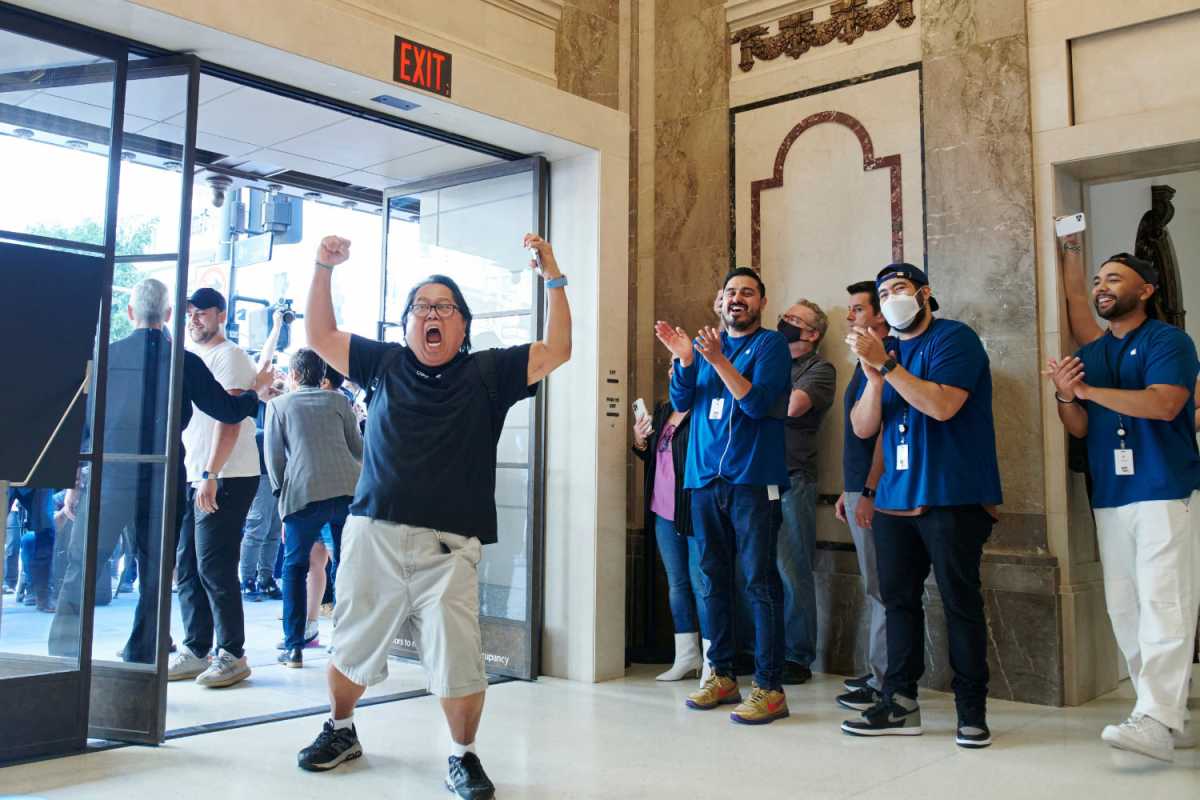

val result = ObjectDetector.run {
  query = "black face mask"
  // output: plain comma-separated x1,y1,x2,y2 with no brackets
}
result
777,320,805,343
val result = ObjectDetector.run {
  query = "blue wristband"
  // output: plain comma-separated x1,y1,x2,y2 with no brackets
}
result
545,275,568,289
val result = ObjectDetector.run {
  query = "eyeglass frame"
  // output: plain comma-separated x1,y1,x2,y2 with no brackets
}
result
408,301,462,319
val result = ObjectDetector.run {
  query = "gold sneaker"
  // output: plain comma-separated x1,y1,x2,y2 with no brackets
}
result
730,683,789,725
686,674,742,710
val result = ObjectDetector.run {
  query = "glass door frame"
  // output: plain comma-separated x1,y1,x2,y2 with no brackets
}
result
378,157,549,680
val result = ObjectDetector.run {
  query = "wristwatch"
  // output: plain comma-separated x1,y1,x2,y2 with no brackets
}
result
545,274,568,289
879,357,898,376
201,470,214,481
862,487,876,499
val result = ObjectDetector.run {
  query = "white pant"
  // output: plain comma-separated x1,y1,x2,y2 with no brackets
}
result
1094,492,1200,731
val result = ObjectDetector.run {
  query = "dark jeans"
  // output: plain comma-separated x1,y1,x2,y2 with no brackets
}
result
4,509,19,588
281,497,349,649
692,479,785,691
177,476,259,659
319,522,343,605
778,472,818,667
872,505,994,721
50,479,172,664
8,488,56,599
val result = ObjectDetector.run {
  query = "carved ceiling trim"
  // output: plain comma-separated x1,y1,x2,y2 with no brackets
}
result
750,110,903,268
730,0,916,73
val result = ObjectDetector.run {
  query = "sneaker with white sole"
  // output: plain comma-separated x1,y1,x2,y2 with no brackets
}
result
956,719,992,749
277,621,320,650
167,647,208,681
195,648,251,688
1101,714,1174,762
842,695,922,737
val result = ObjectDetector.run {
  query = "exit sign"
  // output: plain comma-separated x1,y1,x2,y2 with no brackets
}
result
393,36,451,97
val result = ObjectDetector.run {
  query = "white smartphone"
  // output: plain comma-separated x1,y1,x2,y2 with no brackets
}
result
632,398,649,421
1055,212,1086,238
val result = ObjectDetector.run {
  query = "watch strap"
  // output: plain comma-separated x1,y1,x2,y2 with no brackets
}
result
545,275,568,289
861,487,876,499
880,357,898,376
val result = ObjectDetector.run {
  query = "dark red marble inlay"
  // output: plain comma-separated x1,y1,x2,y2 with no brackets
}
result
749,110,903,268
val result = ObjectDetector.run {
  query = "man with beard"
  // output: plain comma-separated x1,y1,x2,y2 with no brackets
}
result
167,288,264,688
295,233,570,800
775,299,836,685
841,263,1001,749
655,267,792,725
1046,248,1200,762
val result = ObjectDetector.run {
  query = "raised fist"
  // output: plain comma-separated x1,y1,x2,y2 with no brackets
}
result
317,235,352,267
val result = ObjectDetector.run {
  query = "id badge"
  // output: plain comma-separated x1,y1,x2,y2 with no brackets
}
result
767,485,780,501
1114,448,1135,476
896,444,910,471
709,398,725,420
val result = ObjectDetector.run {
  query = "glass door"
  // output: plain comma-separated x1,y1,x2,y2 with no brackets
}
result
0,11,127,762
380,158,548,680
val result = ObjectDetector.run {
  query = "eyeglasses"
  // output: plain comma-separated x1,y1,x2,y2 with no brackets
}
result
408,302,460,319
779,314,812,330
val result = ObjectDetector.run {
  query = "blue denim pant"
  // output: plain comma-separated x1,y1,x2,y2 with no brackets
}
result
653,514,707,636
281,497,349,649
778,472,818,667
692,479,785,690
5,509,21,588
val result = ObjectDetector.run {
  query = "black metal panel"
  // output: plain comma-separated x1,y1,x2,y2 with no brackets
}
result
0,667,86,764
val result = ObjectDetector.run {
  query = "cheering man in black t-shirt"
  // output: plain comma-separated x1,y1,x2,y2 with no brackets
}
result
296,234,572,799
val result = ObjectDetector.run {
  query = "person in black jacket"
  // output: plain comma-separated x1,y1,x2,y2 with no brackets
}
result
48,278,274,663
633,382,705,681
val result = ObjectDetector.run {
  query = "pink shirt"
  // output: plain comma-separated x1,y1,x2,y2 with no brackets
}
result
649,423,678,521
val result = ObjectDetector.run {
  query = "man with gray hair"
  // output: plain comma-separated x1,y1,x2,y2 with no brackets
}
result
775,298,836,684
49,278,273,664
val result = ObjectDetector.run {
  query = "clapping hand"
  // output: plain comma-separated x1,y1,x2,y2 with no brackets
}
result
654,321,694,365
1043,356,1089,401
694,326,729,368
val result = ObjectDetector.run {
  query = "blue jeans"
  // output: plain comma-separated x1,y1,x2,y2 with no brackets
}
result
692,479,785,691
281,497,349,649
4,509,20,588
653,514,706,636
240,475,282,583
778,473,818,667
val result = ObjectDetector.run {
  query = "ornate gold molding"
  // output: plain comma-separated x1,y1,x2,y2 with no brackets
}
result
730,0,916,73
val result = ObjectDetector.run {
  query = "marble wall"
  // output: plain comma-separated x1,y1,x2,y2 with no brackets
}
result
557,0,622,109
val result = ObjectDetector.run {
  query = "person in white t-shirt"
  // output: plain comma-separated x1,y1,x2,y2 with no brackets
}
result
167,288,264,688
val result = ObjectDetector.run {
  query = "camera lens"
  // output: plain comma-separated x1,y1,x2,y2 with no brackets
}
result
282,310,296,324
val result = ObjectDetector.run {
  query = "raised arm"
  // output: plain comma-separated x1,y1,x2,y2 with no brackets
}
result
525,235,572,385
1059,232,1103,347
257,308,285,372
306,235,353,377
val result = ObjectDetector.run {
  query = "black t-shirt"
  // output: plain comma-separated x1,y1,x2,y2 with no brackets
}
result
347,335,538,544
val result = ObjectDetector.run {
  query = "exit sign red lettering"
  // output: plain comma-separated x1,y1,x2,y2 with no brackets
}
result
393,36,452,97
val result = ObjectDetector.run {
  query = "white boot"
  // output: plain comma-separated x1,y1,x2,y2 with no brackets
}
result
700,638,713,686
656,633,701,681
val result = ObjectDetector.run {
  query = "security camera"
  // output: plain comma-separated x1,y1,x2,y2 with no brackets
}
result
207,175,234,208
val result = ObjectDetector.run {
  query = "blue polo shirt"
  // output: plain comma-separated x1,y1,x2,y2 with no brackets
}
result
876,318,1002,511
1076,319,1200,508
670,327,791,490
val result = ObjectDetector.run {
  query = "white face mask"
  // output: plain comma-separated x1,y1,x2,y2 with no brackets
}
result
881,292,921,329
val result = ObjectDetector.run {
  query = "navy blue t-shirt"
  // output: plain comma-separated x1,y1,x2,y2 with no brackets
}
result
1076,319,1200,508
876,318,1002,511
843,364,875,493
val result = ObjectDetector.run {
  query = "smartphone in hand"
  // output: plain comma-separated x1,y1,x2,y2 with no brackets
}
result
1054,212,1086,238
632,398,649,420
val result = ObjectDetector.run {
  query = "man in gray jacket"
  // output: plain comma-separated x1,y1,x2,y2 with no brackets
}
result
265,348,363,668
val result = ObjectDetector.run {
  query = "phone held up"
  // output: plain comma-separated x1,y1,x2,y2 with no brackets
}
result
1054,212,1086,238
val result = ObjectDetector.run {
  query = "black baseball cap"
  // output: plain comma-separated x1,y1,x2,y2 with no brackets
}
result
875,262,940,311
1104,253,1159,286
187,287,226,312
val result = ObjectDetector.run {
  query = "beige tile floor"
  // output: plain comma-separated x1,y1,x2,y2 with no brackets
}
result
2,665,1197,799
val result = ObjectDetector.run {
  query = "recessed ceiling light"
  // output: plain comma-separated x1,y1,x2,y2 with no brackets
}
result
340,200,357,209
65,139,88,149
371,94,420,112
121,150,137,161
12,128,33,139
303,192,322,200
163,160,182,171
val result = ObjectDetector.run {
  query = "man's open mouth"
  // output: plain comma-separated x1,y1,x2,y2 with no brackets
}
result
729,303,747,313
425,323,443,346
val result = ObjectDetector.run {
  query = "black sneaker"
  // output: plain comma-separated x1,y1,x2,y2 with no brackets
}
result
781,661,812,685
258,576,282,600
297,720,363,772
278,647,303,668
841,697,922,737
843,673,873,692
956,719,992,749
837,686,882,712
241,578,261,602
445,752,495,799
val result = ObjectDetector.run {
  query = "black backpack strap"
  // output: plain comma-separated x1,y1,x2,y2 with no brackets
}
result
474,348,499,406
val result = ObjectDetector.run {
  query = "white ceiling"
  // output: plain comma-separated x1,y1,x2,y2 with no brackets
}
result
2,67,503,191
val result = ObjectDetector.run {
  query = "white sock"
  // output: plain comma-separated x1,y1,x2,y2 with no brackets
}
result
451,741,476,758
331,714,354,730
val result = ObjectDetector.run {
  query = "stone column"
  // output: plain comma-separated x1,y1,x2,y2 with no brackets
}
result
921,0,1063,704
